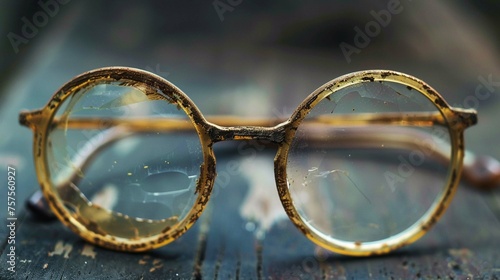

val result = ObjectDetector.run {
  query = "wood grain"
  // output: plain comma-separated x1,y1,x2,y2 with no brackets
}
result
1,159,499,279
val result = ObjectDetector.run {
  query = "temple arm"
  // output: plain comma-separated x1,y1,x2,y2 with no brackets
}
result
50,111,499,187
27,112,500,219
51,111,446,131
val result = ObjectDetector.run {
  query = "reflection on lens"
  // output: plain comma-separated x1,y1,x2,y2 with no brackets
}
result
46,82,203,239
287,81,452,243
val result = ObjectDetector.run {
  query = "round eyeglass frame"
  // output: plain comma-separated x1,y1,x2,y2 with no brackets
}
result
19,67,476,256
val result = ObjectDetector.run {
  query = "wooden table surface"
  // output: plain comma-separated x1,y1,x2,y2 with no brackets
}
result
1,155,500,279
1,1,500,279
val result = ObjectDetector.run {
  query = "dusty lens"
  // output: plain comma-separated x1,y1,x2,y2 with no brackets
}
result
46,82,203,239
287,81,452,243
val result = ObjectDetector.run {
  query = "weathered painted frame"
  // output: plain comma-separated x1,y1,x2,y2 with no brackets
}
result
19,67,480,256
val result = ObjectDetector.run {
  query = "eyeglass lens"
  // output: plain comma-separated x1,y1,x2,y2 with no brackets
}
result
287,81,452,243
46,82,204,238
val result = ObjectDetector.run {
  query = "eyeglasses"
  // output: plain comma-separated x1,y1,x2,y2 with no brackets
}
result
20,67,499,256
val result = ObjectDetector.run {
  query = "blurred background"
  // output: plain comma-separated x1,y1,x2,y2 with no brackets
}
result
0,0,499,278
1,0,499,158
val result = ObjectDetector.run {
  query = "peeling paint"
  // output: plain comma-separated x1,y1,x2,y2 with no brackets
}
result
239,157,287,238
149,262,163,273
81,244,97,259
48,241,73,258
137,255,163,272
138,255,150,265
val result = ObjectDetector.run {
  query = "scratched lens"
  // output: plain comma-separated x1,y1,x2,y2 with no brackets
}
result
46,82,203,239
287,81,452,243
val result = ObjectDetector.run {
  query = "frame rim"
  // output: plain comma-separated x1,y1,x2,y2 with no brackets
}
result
19,67,477,255
274,69,467,256
26,66,217,252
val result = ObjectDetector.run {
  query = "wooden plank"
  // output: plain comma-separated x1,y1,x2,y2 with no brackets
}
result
0,213,202,279
1,2,500,278
2,159,500,279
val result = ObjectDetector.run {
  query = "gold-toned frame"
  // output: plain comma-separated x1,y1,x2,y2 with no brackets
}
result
19,67,479,256
274,71,475,256
19,67,218,252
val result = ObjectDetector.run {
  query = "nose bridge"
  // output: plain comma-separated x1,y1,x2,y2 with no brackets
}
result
208,124,287,144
